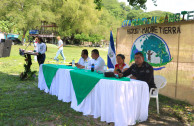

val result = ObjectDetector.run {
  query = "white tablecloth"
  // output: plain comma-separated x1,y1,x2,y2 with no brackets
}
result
38,65,149,126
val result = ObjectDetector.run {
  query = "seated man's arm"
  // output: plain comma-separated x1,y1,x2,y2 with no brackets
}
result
122,66,133,77
76,58,83,68
87,59,93,69
77,64,85,68
94,59,105,71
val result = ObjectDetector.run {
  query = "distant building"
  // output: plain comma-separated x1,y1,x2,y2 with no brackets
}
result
29,21,58,44
0,32,19,42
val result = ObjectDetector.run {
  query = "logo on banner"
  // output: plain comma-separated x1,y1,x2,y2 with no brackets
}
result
130,33,172,70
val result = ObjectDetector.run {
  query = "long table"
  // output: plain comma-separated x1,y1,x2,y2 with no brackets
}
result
38,64,149,126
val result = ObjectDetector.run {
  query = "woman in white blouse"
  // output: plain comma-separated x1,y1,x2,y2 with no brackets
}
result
35,37,46,66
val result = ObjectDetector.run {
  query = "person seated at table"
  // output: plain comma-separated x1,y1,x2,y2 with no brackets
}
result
76,49,91,69
118,52,156,91
114,54,129,74
35,37,46,66
88,49,105,72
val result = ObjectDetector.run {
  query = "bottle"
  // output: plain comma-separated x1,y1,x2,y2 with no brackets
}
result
91,64,94,72
85,61,88,70
72,59,75,67
103,65,107,72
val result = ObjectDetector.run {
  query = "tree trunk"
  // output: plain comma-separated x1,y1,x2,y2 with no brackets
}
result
22,29,27,45
5,33,8,40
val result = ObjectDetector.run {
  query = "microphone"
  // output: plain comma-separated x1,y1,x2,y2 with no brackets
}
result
25,41,32,50
115,69,122,79
116,69,122,73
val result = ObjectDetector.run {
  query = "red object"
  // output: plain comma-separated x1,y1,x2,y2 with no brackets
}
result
115,63,126,71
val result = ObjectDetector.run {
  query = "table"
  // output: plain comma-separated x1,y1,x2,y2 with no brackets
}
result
38,64,149,126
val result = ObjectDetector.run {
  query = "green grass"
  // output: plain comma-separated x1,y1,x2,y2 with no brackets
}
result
0,44,193,126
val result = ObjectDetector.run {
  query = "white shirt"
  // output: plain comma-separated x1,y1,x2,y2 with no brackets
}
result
78,57,91,66
58,39,63,50
36,43,46,54
88,56,105,72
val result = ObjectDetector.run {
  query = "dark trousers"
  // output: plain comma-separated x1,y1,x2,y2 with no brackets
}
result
37,54,45,66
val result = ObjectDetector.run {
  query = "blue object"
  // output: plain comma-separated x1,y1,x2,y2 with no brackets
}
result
91,64,94,72
29,30,39,35
5,34,19,39
153,67,165,70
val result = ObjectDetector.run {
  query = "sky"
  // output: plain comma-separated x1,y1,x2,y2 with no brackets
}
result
118,0,194,13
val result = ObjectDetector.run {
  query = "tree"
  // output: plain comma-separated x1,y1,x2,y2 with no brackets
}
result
56,0,100,43
0,0,55,44
156,43,168,64
127,0,157,9
94,0,102,10
141,35,169,65
0,0,166,45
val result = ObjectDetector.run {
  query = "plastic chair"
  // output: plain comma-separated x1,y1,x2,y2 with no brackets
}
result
149,75,167,114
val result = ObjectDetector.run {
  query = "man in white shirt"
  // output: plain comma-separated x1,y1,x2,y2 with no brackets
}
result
54,36,66,62
76,49,91,69
88,49,105,72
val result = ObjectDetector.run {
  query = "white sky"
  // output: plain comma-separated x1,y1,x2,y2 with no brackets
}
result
118,0,194,13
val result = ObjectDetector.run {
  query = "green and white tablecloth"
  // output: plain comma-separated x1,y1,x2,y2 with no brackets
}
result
42,64,130,105
38,64,149,126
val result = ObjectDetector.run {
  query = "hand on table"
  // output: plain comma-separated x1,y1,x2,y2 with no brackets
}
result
76,64,81,68
76,64,84,69
130,76,136,79
118,73,123,78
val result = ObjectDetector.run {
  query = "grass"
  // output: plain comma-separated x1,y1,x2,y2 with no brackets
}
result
0,44,193,126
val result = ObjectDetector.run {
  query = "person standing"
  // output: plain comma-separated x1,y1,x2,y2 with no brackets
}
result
54,36,66,62
35,37,46,66
33,37,38,62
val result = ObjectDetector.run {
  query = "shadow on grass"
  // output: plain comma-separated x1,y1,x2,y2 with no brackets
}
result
137,94,194,126
0,71,107,126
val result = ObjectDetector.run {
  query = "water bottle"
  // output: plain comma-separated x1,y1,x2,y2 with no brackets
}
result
72,59,75,67
85,61,88,70
91,64,94,72
103,65,107,72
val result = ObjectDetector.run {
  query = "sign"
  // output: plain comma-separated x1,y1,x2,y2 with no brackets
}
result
29,30,39,35
127,26,181,34
122,10,194,27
